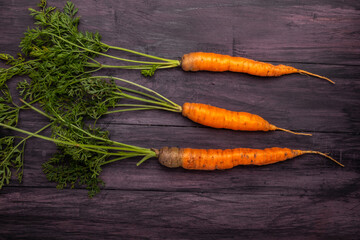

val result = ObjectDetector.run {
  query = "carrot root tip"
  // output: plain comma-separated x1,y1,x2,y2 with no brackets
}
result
298,70,335,84
275,127,312,136
304,150,344,167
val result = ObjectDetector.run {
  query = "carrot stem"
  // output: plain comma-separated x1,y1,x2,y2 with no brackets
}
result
1,123,52,165
46,33,175,66
85,63,179,70
106,104,182,114
101,43,179,64
0,122,152,153
116,86,168,104
107,76,180,108
116,92,180,111
19,100,148,151
136,153,156,166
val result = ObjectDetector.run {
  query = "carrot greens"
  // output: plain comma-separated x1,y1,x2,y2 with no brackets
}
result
17,0,179,78
1,1,182,193
0,101,157,197
0,84,51,189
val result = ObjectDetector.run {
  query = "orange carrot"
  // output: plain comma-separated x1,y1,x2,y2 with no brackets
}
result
181,52,334,84
155,147,343,170
182,102,310,136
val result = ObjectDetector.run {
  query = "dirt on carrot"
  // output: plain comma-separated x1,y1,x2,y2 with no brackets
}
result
155,147,344,170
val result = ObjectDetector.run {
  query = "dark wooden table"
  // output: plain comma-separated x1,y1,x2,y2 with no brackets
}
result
1,0,360,239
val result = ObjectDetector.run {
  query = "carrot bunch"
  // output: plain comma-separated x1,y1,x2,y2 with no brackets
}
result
1,0,340,179
0,0,343,198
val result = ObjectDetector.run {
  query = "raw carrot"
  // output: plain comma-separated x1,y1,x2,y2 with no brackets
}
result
181,52,334,84
71,77,308,136
23,1,335,82
182,102,310,136
155,147,344,170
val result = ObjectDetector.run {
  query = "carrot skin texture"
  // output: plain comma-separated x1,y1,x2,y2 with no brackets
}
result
157,147,343,170
182,103,311,136
181,52,298,76
182,102,277,131
158,147,303,170
181,52,334,83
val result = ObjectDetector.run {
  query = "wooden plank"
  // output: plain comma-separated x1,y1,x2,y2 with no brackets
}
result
1,188,359,239
1,1,359,239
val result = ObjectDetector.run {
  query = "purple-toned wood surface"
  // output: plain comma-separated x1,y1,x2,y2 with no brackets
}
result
1,0,360,239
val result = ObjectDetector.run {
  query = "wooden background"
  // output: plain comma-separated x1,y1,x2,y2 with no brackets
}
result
1,0,360,239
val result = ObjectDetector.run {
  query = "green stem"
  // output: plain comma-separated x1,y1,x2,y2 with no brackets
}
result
80,55,103,75
0,122,151,154
20,98,54,120
46,33,179,66
99,156,133,166
103,76,180,109
73,76,181,111
118,92,179,111
0,59,40,74
100,150,157,166
1,123,52,166
106,104,181,114
106,107,163,114
19,99,148,151
117,86,167,104
0,109,18,115
54,132,110,156
136,153,156,166
82,66,103,75
18,97,44,109
101,42,178,63
86,63,180,70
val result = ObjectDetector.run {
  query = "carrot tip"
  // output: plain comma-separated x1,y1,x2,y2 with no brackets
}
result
304,151,344,167
276,127,312,136
298,70,335,84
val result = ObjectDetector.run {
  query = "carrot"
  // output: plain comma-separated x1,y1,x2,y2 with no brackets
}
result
73,77,308,136
182,102,310,136
155,147,344,170
181,52,334,84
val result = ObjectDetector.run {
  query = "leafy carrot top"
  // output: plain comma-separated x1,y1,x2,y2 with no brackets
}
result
0,0,179,195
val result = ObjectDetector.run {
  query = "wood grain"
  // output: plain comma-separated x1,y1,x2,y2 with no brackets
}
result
1,188,359,240
1,0,360,239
